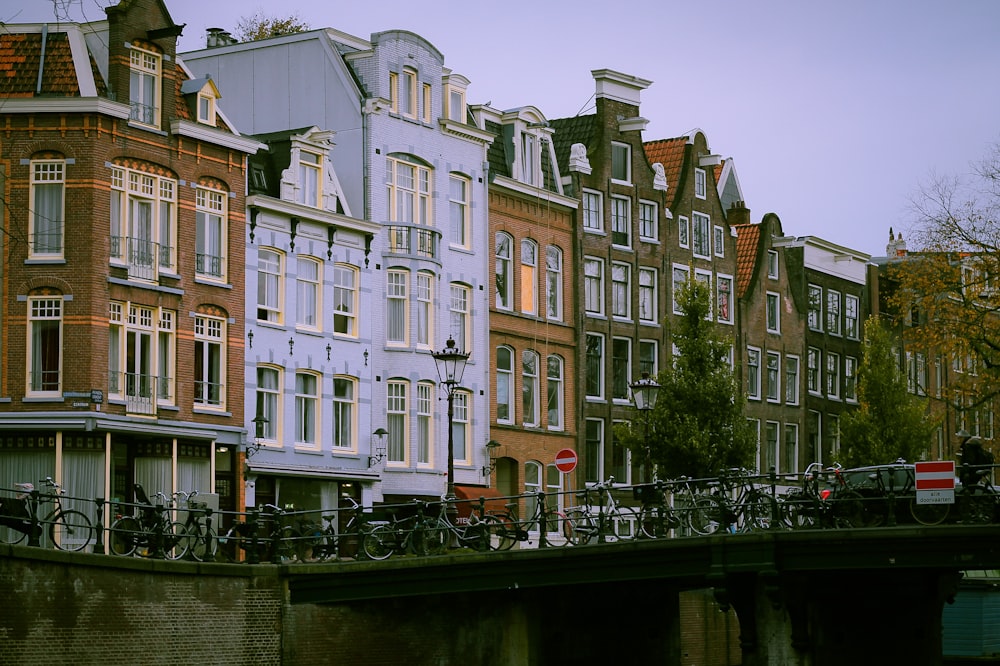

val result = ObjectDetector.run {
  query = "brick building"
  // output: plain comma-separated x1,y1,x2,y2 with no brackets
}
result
0,0,259,522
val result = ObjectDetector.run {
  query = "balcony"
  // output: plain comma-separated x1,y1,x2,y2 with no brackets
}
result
196,252,226,280
111,236,174,282
109,371,171,415
386,224,441,261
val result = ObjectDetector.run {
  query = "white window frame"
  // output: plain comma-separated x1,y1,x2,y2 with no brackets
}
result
522,350,540,427
845,356,858,402
256,248,283,324
195,186,227,282
333,264,359,338
584,257,604,316
255,365,281,443
332,376,357,451
766,291,781,334
638,339,658,377
611,337,631,403
611,141,631,184
386,380,409,465
110,166,177,277
678,215,689,249
639,200,658,242
747,346,761,400
717,274,734,325
296,256,321,331
453,390,471,464
694,269,713,320
194,314,225,410
826,352,840,399
390,68,417,119
610,195,631,248
449,173,471,249
547,354,564,431
826,290,842,336
766,351,781,403
496,346,514,425
692,213,711,259
386,155,431,225
109,302,175,410
417,381,433,466
450,283,472,353
638,267,657,324
30,159,65,259
545,245,563,321
585,333,604,400
694,168,706,199
807,285,823,331
27,296,63,396
294,371,320,449
672,264,690,314
296,150,322,208
611,262,631,320
520,239,538,315
767,250,779,279
416,271,433,348
129,46,161,126
807,347,821,394
785,355,800,405
714,225,725,258
386,269,409,346
582,190,604,232
845,294,860,340
495,232,513,311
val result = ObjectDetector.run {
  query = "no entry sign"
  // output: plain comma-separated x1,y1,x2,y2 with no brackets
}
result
554,448,578,473
915,460,955,504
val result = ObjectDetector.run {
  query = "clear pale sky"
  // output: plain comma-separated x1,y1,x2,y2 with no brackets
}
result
11,0,1000,258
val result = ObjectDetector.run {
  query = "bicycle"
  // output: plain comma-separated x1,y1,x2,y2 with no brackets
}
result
172,490,218,562
109,484,186,558
688,468,778,535
422,496,507,554
634,479,684,539
217,503,301,563
562,477,639,545
489,491,569,550
0,477,95,551
308,495,372,562
361,500,442,561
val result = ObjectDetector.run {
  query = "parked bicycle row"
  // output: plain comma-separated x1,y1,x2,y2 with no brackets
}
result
2,461,998,561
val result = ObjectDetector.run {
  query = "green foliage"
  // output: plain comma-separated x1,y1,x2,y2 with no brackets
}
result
616,280,755,480
838,316,938,466
234,12,310,42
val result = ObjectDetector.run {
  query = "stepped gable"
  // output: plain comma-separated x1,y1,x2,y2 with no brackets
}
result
643,136,686,195
734,222,761,298
549,114,597,171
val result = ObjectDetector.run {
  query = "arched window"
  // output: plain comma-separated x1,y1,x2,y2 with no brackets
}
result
520,239,538,315
495,232,513,310
545,245,563,320
496,346,514,424
546,355,564,431
522,350,539,427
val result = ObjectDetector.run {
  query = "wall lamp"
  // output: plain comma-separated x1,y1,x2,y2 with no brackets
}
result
481,439,502,477
247,415,269,458
368,427,389,467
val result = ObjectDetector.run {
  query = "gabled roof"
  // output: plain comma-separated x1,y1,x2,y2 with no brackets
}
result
643,137,686,195
734,223,761,298
549,114,597,173
0,27,107,97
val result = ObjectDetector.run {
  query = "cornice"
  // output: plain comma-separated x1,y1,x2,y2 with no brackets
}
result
170,120,264,154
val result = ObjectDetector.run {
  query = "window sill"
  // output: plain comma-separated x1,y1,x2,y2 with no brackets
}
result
193,407,231,417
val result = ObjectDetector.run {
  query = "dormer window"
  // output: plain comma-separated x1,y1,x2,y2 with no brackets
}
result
297,150,322,208
521,133,537,186
611,142,631,184
129,47,161,126
442,70,469,123
197,92,215,125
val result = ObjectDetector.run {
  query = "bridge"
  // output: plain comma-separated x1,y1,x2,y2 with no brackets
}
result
3,524,997,665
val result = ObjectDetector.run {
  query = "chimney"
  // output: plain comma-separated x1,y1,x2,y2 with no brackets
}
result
886,227,907,257
727,200,751,227
206,28,225,48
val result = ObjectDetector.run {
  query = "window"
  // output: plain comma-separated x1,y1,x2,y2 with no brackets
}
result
450,284,471,352
449,174,470,248
582,190,603,232
129,47,160,126
422,83,432,123
545,246,563,321
826,290,842,336
110,166,176,275
611,337,631,401
416,272,433,347
28,297,62,395
332,377,356,450
827,415,841,457
390,68,417,118
585,334,604,399
387,270,408,346
694,168,706,199
610,196,630,247
197,91,215,125
783,424,798,474
30,160,65,258
297,150,322,208
521,133,537,186
296,257,321,329
333,264,358,337
764,422,779,474
255,366,280,441
717,275,733,324
672,265,689,314
767,250,779,279
638,268,657,323
109,303,175,411
611,262,630,319
695,270,713,320
417,382,433,465
257,249,283,323
496,347,514,424
714,226,725,258
547,355,564,431
194,315,225,408
453,391,470,463
639,200,658,241
294,372,319,447
611,142,631,183
766,292,780,333
638,340,657,376
584,419,605,484
845,294,860,339
807,348,820,394
805,285,822,331
584,258,604,315
785,356,800,405
387,381,408,464
678,215,689,249
386,155,431,225
692,213,711,258
747,347,761,400
845,357,858,402
520,240,538,315
522,350,540,427
445,82,465,122
495,233,513,310
195,187,227,280
766,352,781,402
826,352,840,398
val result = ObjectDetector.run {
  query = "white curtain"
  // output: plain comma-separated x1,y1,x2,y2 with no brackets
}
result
62,449,104,520
177,458,210,498
135,457,171,506
0,450,56,499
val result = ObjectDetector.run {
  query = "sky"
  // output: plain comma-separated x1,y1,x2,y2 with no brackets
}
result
10,0,1000,258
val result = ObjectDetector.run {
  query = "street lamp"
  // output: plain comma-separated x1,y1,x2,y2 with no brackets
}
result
247,414,269,458
629,372,661,482
482,439,502,478
432,337,470,515
368,427,389,467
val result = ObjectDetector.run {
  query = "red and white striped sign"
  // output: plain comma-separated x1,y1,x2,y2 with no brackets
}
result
915,461,956,490
554,448,578,473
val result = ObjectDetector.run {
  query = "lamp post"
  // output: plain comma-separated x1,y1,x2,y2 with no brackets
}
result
432,337,470,518
629,372,661,482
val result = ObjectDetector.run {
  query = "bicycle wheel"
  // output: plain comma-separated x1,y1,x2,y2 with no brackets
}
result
110,516,139,556
639,504,676,539
50,510,94,552
740,491,778,532
461,517,492,552
415,517,448,556
0,519,27,546
606,506,639,541
688,496,723,535
486,512,517,550
362,524,395,560
311,529,338,562
161,521,188,560
562,508,596,546
782,495,818,530
181,523,218,562
909,498,949,526
832,489,868,528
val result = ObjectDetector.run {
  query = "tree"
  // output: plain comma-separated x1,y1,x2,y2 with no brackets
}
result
838,316,937,467
616,279,755,480
234,12,310,42
888,140,1000,408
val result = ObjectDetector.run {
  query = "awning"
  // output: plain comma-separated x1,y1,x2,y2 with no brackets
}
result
453,485,507,521
246,460,380,481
